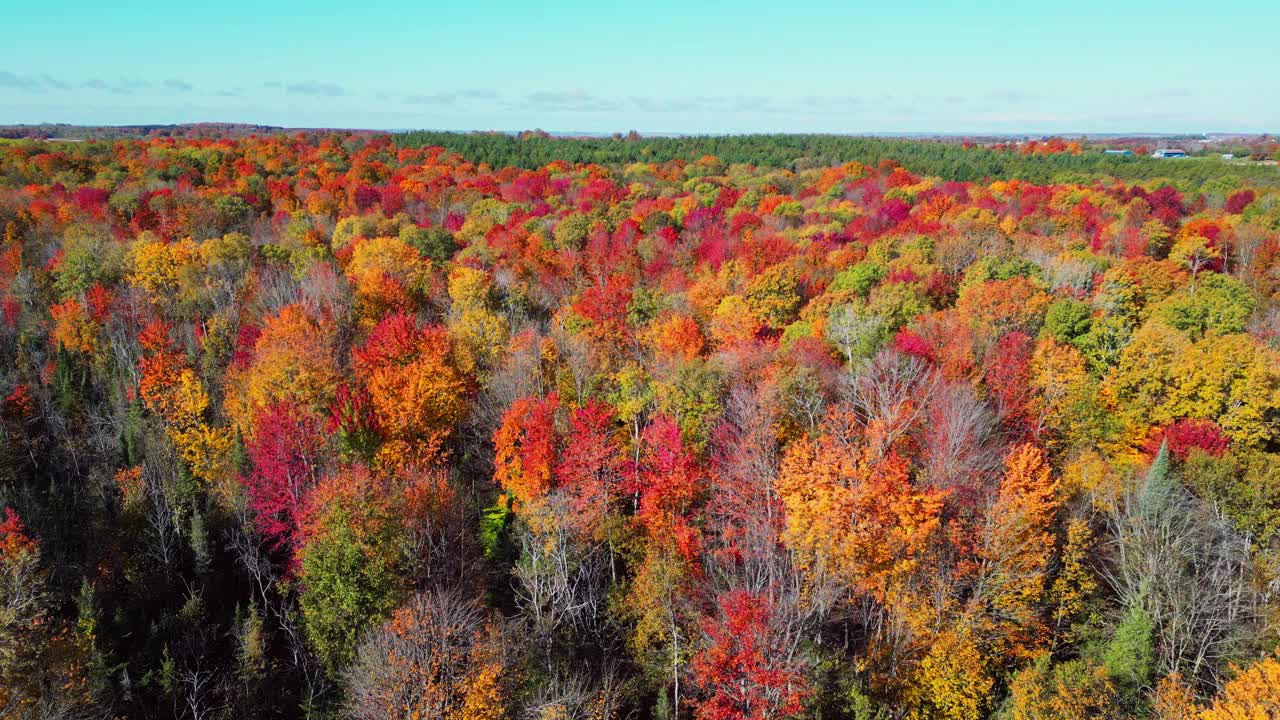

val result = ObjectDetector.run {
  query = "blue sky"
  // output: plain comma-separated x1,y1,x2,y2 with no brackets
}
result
3,0,1277,133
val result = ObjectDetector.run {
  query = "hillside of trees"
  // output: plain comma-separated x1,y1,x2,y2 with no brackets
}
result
2,131,1280,719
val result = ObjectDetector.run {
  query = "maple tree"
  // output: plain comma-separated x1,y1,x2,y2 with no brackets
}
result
688,590,809,720
239,401,326,563
777,410,944,604
353,311,470,468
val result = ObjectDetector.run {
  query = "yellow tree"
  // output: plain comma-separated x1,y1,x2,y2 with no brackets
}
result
975,443,1060,658
224,303,341,432
354,312,470,468
128,234,202,310
344,235,434,323
1031,339,1107,452
1006,654,1119,720
447,266,509,378
909,624,995,720
138,320,232,486
1199,654,1280,720
1167,333,1280,447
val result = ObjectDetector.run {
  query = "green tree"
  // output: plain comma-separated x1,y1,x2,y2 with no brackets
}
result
1043,297,1094,344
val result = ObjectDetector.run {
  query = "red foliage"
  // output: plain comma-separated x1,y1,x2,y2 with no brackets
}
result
1225,189,1256,214
555,400,624,536
240,402,326,562
983,331,1037,439
690,590,809,720
572,274,634,345
493,394,561,508
628,415,703,560
0,508,37,559
1144,418,1230,461
893,329,935,363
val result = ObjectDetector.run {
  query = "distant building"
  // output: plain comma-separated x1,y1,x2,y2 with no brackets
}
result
1104,149,1134,156
1151,149,1188,158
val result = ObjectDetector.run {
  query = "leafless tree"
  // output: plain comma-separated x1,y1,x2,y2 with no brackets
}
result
142,459,181,576
1104,462,1259,691
346,589,497,720
917,381,1004,497
698,381,831,705
511,495,611,644
843,349,940,455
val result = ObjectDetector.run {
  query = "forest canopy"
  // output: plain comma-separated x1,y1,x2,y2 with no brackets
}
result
396,130,1280,189
1,130,1279,719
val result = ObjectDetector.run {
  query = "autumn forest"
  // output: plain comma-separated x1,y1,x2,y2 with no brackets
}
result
3,131,1280,720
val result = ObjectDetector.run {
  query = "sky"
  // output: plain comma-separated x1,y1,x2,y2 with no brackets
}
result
3,0,1278,134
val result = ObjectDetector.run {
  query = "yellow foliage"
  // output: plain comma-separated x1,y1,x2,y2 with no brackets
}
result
709,294,762,347
447,267,509,376
1059,449,1118,507
345,236,433,318
1109,322,1280,447
459,637,509,720
1007,655,1118,720
140,361,231,486
225,304,341,431
1199,654,1280,720
1030,339,1097,452
909,624,995,720
1050,519,1100,638
1153,672,1199,720
129,235,198,298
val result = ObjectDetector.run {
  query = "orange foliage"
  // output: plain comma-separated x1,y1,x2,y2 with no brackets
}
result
227,303,341,431
777,411,944,603
354,312,470,467
1199,655,1280,720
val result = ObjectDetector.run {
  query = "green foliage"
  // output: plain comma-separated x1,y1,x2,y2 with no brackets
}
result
961,254,1045,288
212,194,252,230
552,211,593,251
54,225,123,299
52,345,89,414
299,522,402,671
480,497,512,559
1043,297,1094,344
1075,314,1132,375
826,302,887,364
1183,450,1280,542
654,359,722,448
396,132,1280,190
831,261,887,297
1151,272,1256,340
401,224,458,265
1139,441,1174,519
1102,603,1155,701
745,264,803,329
627,286,666,327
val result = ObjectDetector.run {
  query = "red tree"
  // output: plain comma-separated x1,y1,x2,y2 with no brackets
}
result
240,402,326,563
628,415,704,561
690,590,809,720
555,400,624,540
1143,418,1230,460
